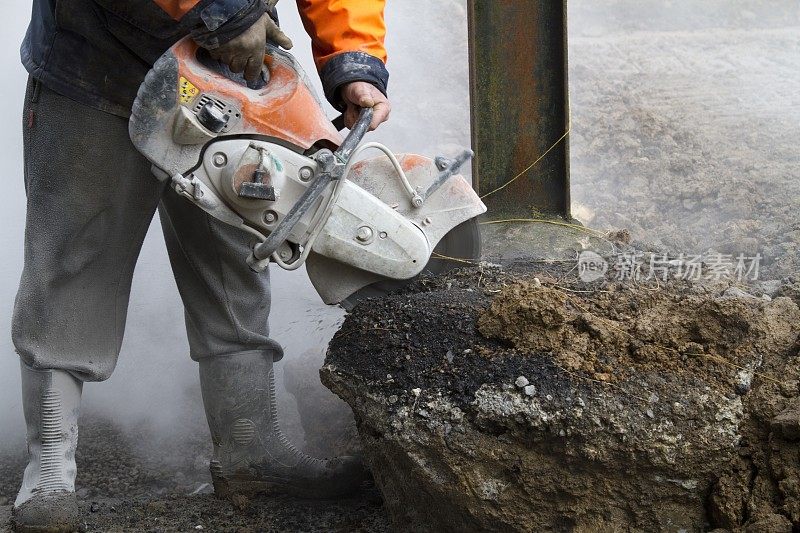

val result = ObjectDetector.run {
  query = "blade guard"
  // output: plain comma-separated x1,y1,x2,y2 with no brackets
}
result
307,154,486,304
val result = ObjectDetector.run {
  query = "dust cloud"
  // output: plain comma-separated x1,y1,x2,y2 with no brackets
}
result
0,1,472,451
0,0,797,460
568,1,800,278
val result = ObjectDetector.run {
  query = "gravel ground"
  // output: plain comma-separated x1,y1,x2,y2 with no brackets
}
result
569,2,800,279
0,412,387,532
1,2,798,531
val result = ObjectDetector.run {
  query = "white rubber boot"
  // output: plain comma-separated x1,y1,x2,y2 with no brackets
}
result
12,362,82,533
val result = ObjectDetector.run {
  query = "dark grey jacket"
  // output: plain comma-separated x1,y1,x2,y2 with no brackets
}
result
21,0,389,117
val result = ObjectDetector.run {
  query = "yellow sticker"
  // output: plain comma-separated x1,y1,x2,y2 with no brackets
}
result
179,76,199,104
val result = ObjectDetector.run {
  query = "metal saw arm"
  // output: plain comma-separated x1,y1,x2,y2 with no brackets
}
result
246,107,375,271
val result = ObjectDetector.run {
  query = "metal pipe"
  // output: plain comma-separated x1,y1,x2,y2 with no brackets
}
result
467,0,571,219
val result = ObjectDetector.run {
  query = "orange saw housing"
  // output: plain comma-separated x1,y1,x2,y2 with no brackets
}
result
129,37,344,180
174,40,343,149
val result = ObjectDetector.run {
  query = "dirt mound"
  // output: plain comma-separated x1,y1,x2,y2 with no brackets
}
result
477,281,792,390
324,265,800,532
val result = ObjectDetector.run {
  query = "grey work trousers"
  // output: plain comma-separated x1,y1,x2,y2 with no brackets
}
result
12,78,283,382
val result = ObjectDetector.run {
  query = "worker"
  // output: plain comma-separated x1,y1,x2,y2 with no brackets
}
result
11,1,390,531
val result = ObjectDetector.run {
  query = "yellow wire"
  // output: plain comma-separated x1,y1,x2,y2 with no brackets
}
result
479,128,571,201
431,252,477,265
430,219,612,266
481,217,602,236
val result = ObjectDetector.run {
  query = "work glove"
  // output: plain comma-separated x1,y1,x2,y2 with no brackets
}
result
209,8,293,83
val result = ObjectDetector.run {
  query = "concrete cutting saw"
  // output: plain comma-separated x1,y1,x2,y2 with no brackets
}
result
129,38,485,307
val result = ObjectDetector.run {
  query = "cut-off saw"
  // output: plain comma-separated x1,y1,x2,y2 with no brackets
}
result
129,38,485,308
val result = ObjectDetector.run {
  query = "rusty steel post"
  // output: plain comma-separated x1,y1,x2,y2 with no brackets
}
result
468,0,570,219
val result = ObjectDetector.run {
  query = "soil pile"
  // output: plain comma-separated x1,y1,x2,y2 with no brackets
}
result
323,265,800,532
477,281,791,389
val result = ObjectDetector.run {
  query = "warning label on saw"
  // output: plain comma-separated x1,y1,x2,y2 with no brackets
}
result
179,77,199,104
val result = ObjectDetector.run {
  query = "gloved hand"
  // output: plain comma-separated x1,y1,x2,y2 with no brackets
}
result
210,11,293,82
341,81,392,131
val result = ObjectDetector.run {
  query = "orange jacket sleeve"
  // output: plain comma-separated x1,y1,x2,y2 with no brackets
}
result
296,0,389,108
296,0,387,71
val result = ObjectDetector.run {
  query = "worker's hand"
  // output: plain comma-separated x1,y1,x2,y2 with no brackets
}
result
341,82,391,131
209,12,293,82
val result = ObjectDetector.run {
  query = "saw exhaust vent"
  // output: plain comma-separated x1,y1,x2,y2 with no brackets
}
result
192,94,241,133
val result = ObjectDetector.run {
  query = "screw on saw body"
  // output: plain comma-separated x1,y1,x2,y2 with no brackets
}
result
356,226,374,244
298,166,314,182
263,210,278,225
212,153,227,167
435,156,453,171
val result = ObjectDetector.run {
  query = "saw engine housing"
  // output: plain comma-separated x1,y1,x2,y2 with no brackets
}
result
129,38,486,305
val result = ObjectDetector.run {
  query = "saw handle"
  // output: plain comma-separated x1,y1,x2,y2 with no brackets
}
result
196,47,269,90
335,107,374,162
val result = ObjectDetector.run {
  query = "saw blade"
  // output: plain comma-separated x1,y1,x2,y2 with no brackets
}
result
339,217,482,310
